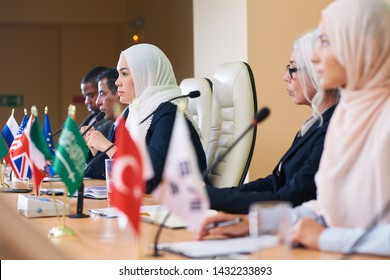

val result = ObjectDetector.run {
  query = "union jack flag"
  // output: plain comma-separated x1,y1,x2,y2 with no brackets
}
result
9,112,32,179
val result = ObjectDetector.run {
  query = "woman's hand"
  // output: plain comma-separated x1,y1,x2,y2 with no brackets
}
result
196,212,249,240
290,217,325,250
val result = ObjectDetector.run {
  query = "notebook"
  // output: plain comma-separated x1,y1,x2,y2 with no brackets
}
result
88,205,217,229
157,236,279,259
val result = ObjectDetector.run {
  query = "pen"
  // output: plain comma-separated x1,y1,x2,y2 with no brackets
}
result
205,217,243,230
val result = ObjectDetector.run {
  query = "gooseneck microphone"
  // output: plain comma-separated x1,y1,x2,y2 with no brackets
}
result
202,107,270,181
152,107,271,257
139,90,201,124
84,143,115,178
52,125,64,137
53,111,106,137
81,111,106,136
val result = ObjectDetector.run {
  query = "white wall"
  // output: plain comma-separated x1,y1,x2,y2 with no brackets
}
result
193,0,247,79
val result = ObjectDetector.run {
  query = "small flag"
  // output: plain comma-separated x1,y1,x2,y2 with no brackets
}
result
1,109,19,164
43,106,56,176
9,109,32,179
111,117,145,236
152,111,210,231
1,109,19,147
27,109,53,194
0,137,8,160
52,106,88,196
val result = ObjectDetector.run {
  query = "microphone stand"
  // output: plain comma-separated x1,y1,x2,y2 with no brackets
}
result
140,91,201,124
68,182,89,218
68,144,115,219
152,107,270,256
202,107,270,181
152,211,171,257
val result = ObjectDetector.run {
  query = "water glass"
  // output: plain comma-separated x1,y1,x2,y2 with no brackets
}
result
105,159,113,206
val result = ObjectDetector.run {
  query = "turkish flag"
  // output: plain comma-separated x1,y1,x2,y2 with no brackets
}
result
111,117,145,236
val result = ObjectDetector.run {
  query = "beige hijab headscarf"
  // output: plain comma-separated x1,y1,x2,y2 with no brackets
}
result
312,0,390,228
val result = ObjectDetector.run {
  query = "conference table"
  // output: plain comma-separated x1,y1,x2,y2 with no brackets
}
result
2,179,389,260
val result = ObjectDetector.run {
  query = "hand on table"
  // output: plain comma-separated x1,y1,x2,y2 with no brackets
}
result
196,212,249,240
290,217,325,250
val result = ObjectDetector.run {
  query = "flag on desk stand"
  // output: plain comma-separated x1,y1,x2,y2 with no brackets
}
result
9,109,32,179
0,137,8,187
27,106,53,195
152,111,210,231
0,136,8,160
52,105,88,196
43,106,56,177
111,117,145,236
1,109,19,164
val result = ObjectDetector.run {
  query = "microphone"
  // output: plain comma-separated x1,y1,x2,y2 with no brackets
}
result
53,111,106,138
139,90,201,124
152,107,270,257
81,111,106,136
202,107,270,180
84,144,115,178
52,125,64,137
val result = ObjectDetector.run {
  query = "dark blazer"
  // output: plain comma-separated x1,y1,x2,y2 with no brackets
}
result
206,104,337,214
145,102,207,194
84,108,129,179
80,111,113,139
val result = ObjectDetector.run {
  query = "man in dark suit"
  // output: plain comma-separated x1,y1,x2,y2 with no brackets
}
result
83,68,125,179
206,104,336,214
80,66,112,138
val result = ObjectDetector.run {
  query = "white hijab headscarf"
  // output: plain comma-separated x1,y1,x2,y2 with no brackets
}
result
120,43,196,139
310,0,390,228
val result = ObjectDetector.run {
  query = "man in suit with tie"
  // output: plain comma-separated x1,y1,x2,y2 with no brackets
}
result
83,68,126,179
80,66,112,138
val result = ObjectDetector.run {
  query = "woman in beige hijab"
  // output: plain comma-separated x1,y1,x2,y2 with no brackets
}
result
198,0,390,256
291,0,390,255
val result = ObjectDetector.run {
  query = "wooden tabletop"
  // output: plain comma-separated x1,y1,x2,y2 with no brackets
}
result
1,179,388,260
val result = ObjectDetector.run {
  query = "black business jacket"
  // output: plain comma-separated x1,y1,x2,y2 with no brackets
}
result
84,109,129,179
85,103,207,193
145,102,207,194
206,104,337,214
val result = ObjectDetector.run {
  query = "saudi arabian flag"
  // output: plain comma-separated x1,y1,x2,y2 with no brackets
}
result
0,137,8,159
53,115,88,196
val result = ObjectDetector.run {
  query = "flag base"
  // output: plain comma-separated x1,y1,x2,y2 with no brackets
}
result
68,213,89,218
48,226,75,238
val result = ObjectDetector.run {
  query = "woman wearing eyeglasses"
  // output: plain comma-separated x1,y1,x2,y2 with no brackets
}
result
200,0,390,257
205,30,339,214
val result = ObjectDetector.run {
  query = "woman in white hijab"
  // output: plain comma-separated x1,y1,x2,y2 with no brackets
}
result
115,43,207,193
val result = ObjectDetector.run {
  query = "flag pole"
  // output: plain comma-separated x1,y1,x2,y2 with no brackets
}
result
48,105,80,238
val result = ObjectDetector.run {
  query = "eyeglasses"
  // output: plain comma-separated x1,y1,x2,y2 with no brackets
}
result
286,64,301,79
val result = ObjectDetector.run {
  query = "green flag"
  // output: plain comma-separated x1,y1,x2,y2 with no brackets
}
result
0,137,8,160
52,116,88,196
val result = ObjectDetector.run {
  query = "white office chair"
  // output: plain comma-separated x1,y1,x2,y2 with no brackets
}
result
180,77,213,151
206,62,258,188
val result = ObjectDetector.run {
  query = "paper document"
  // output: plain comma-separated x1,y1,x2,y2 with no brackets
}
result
89,207,119,218
141,205,217,229
42,177,62,182
72,186,107,199
88,205,217,229
157,236,279,259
